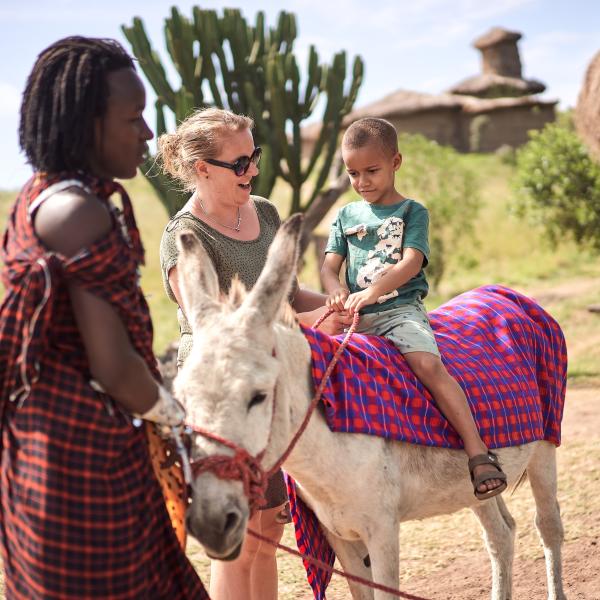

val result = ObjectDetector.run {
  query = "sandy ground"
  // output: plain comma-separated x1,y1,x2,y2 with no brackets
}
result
371,385,600,600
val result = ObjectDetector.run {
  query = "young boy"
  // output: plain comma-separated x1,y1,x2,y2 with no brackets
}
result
321,117,507,500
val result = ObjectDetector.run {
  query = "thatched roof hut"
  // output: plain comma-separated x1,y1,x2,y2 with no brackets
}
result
302,27,556,155
450,73,545,98
302,89,556,154
575,51,600,161
450,27,545,98
341,89,463,121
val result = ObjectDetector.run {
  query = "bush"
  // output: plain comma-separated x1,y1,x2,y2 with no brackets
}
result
495,144,517,166
469,115,490,152
397,134,481,289
514,122,600,251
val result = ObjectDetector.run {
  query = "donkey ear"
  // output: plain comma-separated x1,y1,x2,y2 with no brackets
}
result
240,213,303,327
175,229,221,328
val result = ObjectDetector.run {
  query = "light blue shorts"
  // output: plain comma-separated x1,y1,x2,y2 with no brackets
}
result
355,301,440,357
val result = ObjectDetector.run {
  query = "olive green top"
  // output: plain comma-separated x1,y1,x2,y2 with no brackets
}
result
160,196,281,366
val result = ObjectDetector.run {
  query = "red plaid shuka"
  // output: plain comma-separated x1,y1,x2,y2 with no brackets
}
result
288,285,567,599
0,173,208,599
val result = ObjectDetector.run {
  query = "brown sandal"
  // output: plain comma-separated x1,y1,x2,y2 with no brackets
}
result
468,452,507,500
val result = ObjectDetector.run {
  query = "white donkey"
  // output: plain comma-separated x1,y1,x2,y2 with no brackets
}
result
173,215,565,600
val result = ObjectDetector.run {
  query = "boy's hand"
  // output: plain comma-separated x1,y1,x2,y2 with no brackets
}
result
326,286,350,312
344,288,379,314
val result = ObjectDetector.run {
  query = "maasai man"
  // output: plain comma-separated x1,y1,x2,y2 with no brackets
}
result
0,36,207,598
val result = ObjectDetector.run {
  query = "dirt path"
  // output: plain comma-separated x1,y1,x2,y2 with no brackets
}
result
384,384,600,600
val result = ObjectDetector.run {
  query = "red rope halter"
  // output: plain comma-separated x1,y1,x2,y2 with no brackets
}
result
187,309,359,515
190,435,268,515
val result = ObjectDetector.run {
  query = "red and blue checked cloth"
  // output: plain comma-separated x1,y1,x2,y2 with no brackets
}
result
287,285,567,599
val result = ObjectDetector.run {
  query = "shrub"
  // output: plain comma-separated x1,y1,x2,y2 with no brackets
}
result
495,144,517,166
397,134,481,289
514,122,600,251
469,114,490,153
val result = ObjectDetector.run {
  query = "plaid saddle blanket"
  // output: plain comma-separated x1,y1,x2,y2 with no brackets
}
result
287,285,567,599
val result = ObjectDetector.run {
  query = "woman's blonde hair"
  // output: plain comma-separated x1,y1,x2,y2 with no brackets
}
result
157,107,254,191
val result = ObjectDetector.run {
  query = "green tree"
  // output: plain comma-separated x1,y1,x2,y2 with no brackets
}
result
514,122,600,251
122,7,363,223
395,134,481,289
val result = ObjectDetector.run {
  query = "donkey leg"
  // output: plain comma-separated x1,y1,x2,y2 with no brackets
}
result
323,530,374,600
527,443,565,600
472,496,516,600
363,520,400,600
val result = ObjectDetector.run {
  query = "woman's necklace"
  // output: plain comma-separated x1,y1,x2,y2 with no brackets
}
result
198,196,241,231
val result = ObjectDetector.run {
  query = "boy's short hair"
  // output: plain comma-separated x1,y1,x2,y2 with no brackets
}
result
342,117,399,156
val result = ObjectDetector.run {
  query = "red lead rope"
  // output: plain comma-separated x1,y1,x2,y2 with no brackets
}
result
186,310,431,600
265,309,360,476
246,529,431,600
187,309,359,514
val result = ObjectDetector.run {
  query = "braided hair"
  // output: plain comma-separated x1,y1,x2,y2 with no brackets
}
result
19,36,135,173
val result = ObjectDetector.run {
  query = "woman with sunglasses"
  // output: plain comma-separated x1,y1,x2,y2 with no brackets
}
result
158,107,351,600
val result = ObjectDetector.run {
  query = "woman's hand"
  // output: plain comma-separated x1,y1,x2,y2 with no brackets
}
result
326,286,350,312
297,305,353,335
320,309,354,335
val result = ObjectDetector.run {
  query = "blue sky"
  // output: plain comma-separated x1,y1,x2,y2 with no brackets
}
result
1,0,598,189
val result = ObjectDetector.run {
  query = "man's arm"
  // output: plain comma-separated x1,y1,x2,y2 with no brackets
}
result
35,190,180,423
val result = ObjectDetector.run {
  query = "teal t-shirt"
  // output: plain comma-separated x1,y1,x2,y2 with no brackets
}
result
325,198,430,314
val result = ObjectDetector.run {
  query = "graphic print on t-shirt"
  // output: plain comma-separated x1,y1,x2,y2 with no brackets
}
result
348,216,405,304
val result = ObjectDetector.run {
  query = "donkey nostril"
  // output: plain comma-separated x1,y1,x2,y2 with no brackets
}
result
223,510,241,535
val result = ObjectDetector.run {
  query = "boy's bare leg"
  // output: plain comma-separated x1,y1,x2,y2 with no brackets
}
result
403,351,505,494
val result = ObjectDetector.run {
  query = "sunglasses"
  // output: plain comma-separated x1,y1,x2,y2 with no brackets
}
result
205,146,262,177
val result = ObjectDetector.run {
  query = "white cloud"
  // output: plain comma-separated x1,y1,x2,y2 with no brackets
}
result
451,0,538,23
0,0,168,23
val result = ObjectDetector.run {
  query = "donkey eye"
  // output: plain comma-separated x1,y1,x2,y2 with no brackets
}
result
248,392,267,411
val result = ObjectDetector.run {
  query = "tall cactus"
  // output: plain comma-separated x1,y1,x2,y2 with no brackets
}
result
122,7,363,217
